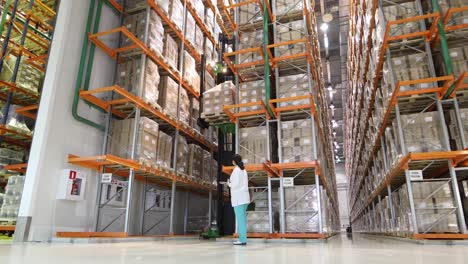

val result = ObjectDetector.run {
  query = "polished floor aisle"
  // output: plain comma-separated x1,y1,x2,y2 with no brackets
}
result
0,234,467,264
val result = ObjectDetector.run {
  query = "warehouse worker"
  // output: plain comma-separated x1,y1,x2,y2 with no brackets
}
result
228,154,250,246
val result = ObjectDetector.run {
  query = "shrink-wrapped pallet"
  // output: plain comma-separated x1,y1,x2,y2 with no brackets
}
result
202,81,235,117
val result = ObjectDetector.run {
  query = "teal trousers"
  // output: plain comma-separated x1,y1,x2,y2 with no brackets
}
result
234,204,248,243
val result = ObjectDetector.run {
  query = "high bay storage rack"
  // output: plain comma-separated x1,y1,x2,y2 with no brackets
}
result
346,0,468,240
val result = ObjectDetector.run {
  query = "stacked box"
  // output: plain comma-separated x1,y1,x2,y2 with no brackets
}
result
205,69,216,90
439,0,468,26
276,0,303,17
0,57,42,94
158,76,185,121
448,46,468,76
123,9,164,54
191,97,201,132
278,74,310,107
155,0,170,14
284,186,326,233
191,0,205,18
205,8,215,36
0,148,23,166
156,131,173,168
0,175,25,219
117,58,160,107
394,112,446,154
247,191,279,233
176,136,189,174
399,181,459,233
239,30,263,64
109,117,159,165
186,13,196,46
281,119,314,163
239,126,267,164
188,144,204,179
202,81,235,116
163,33,179,69
202,149,212,182
276,21,306,57
383,53,432,92
195,25,204,55
382,1,420,37
239,80,265,112
449,108,468,149
170,0,184,31
183,51,201,94
239,2,262,25
205,37,215,67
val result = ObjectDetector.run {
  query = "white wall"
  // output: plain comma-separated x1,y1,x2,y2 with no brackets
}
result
16,0,118,242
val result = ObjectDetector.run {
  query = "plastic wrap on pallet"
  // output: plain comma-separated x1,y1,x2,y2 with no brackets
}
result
188,144,204,179
383,53,432,93
276,0,303,17
239,80,265,112
155,0,170,13
449,108,468,149
156,131,173,168
0,175,25,219
285,186,327,233
118,58,160,107
180,88,191,125
0,148,24,165
205,41,215,69
108,117,159,165
186,13,197,46
0,57,43,94
399,181,460,233
393,112,446,156
183,51,201,94
170,0,184,31
176,136,189,174
239,126,267,164
439,0,468,26
158,76,178,118
205,7,215,36
205,69,216,91
278,74,310,107
163,33,179,69
239,1,262,25
382,2,421,37
123,9,164,55
443,46,468,77
281,119,314,163
247,211,270,233
195,25,204,55
191,97,201,132
276,21,306,58
202,81,235,117
202,149,212,182
239,30,263,64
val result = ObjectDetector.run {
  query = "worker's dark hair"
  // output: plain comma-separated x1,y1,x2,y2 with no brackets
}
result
233,154,245,170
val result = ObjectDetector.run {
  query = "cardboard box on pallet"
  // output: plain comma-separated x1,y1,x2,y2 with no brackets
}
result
188,144,204,179
117,57,160,107
170,0,184,31
276,0,303,17
202,81,235,116
383,53,432,92
276,21,306,58
202,149,212,182
158,76,178,118
123,9,164,55
278,74,310,107
191,97,201,132
393,112,446,155
163,33,179,69
180,88,191,125
156,130,173,168
239,3,262,25
109,117,159,165
195,25,204,55
281,119,314,163
239,80,265,112
176,136,189,174
205,8,215,36
285,186,327,233
382,2,420,37
155,0,170,14
186,13,196,46
239,126,267,164
239,30,263,64
183,51,201,94
448,108,468,149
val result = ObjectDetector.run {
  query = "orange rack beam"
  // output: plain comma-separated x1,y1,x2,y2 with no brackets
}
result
107,0,123,13
0,81,40,106
448,72,468,97
433,5,468,45
0,225,15,232
349,76,454,211
266,38,313,68
223,101,271,124
0,125,32,149
88,26,200,98
412,233,468,240
68,154,216,193
16,104,39,119
79,85,215,151
351,150,468,222
223,47,265,75
56,232,128,238
268,94,317,119
3,163,28,174
185,0,217,47
233,232,328,239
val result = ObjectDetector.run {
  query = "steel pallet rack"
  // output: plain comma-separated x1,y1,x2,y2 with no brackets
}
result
346,0,468,240
0,0,57,232
63,0,219,237
215,0,339,239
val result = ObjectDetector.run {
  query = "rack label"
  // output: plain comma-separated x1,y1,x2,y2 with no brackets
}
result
408,170,423,181
283,178,294,187
102,173,113,184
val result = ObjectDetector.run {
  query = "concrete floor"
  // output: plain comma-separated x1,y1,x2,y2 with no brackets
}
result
0,234,467,264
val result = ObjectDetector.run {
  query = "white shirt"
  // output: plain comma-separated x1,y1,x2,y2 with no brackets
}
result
228,166,250,207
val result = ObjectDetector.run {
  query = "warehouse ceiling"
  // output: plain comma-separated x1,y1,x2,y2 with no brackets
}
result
316,0,349,163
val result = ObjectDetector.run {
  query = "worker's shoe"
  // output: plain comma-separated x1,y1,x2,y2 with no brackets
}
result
233,241,247,246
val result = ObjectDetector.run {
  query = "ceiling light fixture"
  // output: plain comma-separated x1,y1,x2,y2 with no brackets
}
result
320,23,329,32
